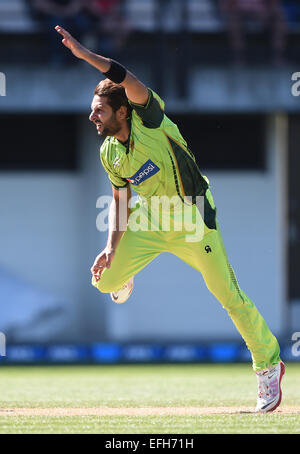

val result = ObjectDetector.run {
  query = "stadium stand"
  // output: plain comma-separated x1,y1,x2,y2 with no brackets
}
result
0,0,298,65
0,0,231,34
1,0,296,34
0,0,40,33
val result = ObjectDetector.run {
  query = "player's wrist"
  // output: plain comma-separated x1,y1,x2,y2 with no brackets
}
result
102,59,127,84
106,244,116,254
80,48,95,62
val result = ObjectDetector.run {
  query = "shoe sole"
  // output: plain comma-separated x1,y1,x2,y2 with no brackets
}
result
266,361,285,413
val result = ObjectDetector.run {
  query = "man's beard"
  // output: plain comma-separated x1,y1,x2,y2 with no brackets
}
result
98,117,122,138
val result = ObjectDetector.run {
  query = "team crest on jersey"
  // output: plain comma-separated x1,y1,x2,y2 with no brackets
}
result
113,157,121,169
126,160,160,185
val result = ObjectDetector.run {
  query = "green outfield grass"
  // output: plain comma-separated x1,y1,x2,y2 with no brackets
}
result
0,363,299,434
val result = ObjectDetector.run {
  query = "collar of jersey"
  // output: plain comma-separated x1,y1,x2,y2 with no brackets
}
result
112,117,132,154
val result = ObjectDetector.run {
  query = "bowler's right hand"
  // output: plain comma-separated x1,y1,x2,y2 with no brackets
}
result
91,248,116,282
55,25,90,60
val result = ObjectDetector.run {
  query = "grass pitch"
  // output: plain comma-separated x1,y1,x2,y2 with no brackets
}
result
0,363,299,434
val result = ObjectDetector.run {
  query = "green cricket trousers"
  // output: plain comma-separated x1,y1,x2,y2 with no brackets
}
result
92,190,281,371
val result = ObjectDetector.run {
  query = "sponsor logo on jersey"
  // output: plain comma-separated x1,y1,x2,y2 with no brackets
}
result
126,160,160,185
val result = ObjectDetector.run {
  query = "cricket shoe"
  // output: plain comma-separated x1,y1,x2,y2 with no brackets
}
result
110,277,134,304
255,361,285,413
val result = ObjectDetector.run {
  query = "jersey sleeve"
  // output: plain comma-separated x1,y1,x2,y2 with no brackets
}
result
128,88,164,129
100,153,128,190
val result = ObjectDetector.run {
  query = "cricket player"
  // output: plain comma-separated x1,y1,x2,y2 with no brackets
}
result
56,25,285,413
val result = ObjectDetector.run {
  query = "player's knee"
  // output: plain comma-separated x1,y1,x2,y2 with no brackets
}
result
206,279,231,301
206,280,240,310
214,287,250,312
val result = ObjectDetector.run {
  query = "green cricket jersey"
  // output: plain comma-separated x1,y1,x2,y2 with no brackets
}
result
100,88,216,229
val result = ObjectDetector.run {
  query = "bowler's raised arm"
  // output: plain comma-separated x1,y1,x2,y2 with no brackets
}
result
55,25,149,105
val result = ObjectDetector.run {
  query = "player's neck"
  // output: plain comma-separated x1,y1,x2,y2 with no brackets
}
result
114,121,130,143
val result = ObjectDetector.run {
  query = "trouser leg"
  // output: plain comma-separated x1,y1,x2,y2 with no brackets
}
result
170,221,281,371
92,226,162,294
